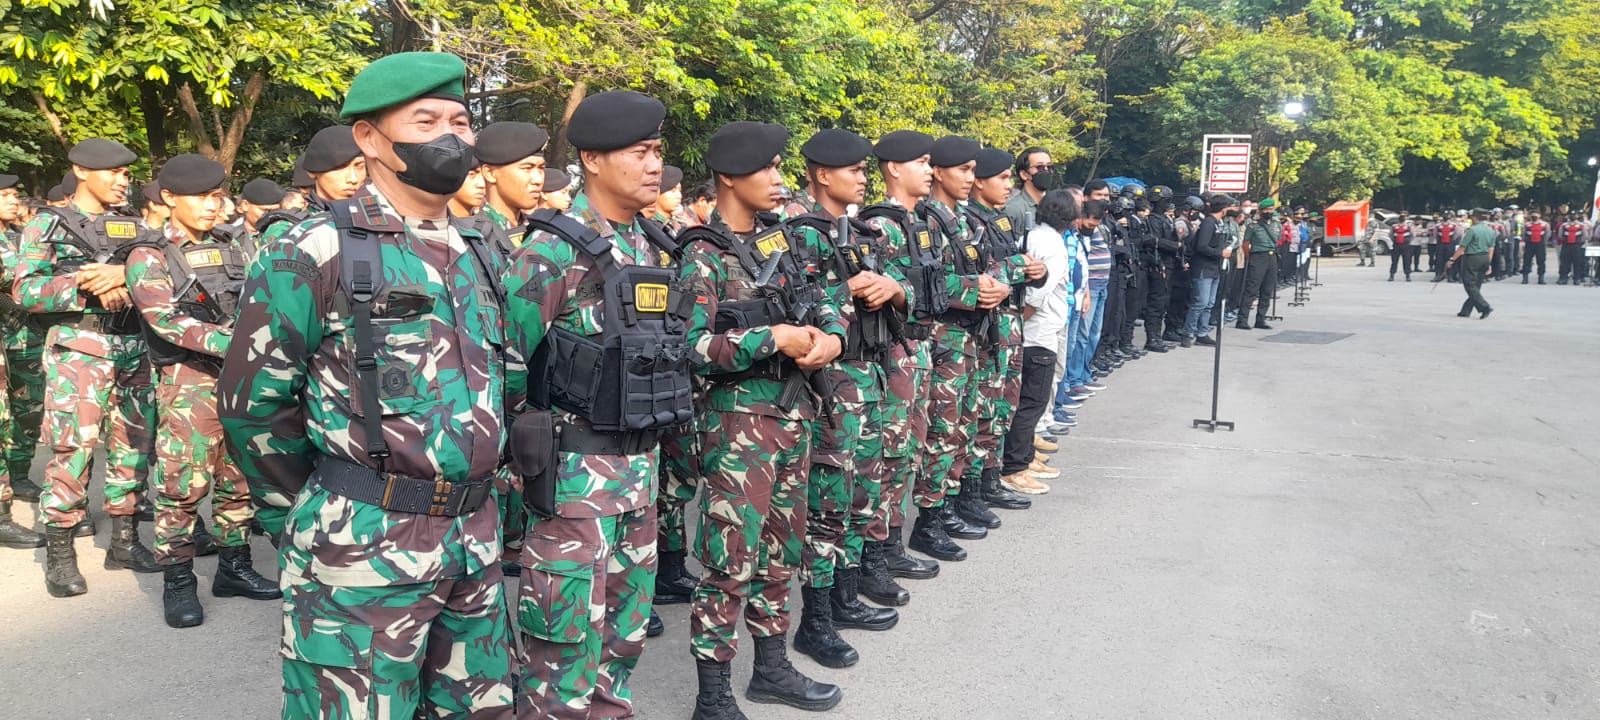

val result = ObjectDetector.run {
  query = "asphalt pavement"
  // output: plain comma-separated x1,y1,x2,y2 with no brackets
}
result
2,257,1597,719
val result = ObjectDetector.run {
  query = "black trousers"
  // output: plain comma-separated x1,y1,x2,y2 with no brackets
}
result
1165,261,1189,336
1101,269,1126,346
1389,244,1415,277
1120,266,1147,346
1002,346,1057,476
1224,263,1247,315
1240,253,1277,324
1559,244,1587,282
1142,265,1170,342
1522,243,1547,277
1459,254,1491,314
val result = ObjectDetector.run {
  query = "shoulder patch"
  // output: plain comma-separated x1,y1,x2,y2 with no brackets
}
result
272,258,322,281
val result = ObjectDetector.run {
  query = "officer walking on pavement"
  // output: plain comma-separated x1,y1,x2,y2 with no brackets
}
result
1445,208,1496,319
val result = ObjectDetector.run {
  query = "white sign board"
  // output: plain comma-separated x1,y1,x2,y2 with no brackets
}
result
1207,143,1251,193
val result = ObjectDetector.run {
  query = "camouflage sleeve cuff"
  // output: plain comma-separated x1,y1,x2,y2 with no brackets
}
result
1001,255,1031,285
948,275,981,310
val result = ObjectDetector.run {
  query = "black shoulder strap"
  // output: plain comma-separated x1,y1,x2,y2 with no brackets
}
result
675,224,736,253
35,206,98,248
329,200,390,461
255,208,307,235
525,208,613,271
858,203,907,226
451,218,509,311
636,216,681,265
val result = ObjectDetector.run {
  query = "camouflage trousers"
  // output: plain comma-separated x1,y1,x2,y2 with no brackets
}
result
656,425,703,554
37,340,155,527
842,403,888,562
0,345,11,503
280,564,515,719
971,332,1024,477
0,343,43,501
918,339,979,508
690,411,809,662
870,340,930,537
803,403,858,589
518,507,656,719
153,363,252,564
497,467,524,568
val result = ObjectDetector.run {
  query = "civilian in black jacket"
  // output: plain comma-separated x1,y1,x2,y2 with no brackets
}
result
1180,195,1236,346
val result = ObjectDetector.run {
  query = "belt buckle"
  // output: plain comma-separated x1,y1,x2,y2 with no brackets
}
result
379,472,401,508
430,479,455,517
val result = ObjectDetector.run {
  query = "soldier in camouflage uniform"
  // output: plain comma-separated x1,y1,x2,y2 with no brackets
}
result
912,136,1010,553
0,172,42,549
680,121,848,719
858,132,948,576
964,149,1043,522
126,154,280,629
0,174,48,513
14,139,162,597
218,53,516,719
503,90,694,720
477,121,549,250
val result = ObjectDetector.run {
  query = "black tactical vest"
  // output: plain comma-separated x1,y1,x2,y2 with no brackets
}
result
783,213,902,364
35,207,150,334
920,200,989,328
860,203,949,320
525,209,695,433
964,205,1026,312
140,229,248,368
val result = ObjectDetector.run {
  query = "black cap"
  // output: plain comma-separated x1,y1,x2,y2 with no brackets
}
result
157,154,227,196
800,129,872,168
60,172,78,196
141,182,164,206
567,91,666,152
0,174,17,191
705,122,789,176
67,139,137,170
661,165,684,192
873,131,935,163
475,122,549,165
242,178,287,205
291,156,314,189
302,126,361,173
973,148,1013,179
46,185,66,203
929,136,980,168
543,168,572,193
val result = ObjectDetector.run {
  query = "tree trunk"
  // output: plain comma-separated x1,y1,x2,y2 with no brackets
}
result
175,84,219,159
30,92,70,150
140,81,169,163
217,72,267,177
549,80,588,169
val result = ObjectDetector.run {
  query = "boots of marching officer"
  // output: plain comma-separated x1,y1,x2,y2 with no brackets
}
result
747,635,843,712
883,525,940,579
859,540,911,606
792,585,858,668
692,659,747,720
830,566,898,631
105,515,161,573
954,473,1001,529
908,505,966,562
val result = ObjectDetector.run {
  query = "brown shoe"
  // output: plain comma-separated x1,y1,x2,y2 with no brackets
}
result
1028,460,1061,479
1002,472,1051,495
1033,435,1059,453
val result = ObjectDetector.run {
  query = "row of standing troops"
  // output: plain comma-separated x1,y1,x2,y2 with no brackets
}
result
1380,209,1595,284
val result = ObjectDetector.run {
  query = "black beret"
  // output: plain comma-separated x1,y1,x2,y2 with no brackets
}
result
568,91,666,152
46,185,66,203
141,183,164,206
0,174,17,191
242,178,287,205
157,153,227,196
67,139,137,170
302,126,361,173
706,122,789,176
661,165,684,192
543,168,572,193
291,156,314,189
873,130,935,163
801,129,872,168
475,122,549,165
973,148,1013,179
930,136,981,168
60,172,78,195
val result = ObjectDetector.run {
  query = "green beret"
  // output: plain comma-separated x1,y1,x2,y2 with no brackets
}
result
1258,198,1277,210
340,52,467,120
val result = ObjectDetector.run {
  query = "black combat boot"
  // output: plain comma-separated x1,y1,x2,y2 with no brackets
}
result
105,515,161,573
44,526,86,597
980,468,1031,510
830,567,898,631
858,541,910,606
1522,274,1529,284
162,561,205,628
73,511,95,538
192,516,218,557
647,610,665,638
1253,318,1274,330
747,634,843,711
134,495,155,522
1538,275,1546,285
10,475,43,503
655,547,698,605
908,506,966,562
953,475,1001,529
692,659,747,720
883,525,939,579
940,501,988,540
213,545,281,599
0,501,43,549
792,585,858,668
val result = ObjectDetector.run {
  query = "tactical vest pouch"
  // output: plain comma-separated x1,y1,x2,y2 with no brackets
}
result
509,410,559,519
620,332,693,430
713,299,784,334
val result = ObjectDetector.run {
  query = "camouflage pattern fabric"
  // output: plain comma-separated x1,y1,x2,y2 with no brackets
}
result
0,343,10,503
0,229,44,493
863,206,933,536
516,509,656,719
281,565,515,719
14,203,155,527
656,422,702,554
687,412,808,662
967,202,1031,477
804,403,858,587
843,402,888,556
477,204,528,567
127,229,250,563
914,198,987,509
217,185,512,718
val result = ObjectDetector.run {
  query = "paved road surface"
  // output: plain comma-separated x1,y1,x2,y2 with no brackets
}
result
3,259,1596,719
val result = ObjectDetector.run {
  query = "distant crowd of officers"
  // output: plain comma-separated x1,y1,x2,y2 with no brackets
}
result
0,51,1342,720
1366,207,1598,286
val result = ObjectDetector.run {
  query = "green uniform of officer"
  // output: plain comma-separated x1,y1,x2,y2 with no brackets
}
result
1447,210,1496,319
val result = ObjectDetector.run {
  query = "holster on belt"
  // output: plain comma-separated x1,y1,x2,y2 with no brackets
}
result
509,410,560,519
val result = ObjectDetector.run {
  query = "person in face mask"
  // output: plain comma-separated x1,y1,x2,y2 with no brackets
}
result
217,51,518,719
1003,146,1055,234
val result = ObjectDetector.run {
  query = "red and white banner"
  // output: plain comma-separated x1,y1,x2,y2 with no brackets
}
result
1201,135,1253,196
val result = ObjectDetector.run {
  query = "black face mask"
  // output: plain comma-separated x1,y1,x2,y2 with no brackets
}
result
1029,170,1059,192
389,132,474,195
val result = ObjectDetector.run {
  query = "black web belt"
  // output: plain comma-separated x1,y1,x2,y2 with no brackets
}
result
557,424,660,456
312,456,492,517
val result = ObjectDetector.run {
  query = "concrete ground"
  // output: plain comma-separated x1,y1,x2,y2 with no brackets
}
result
2,257,1597,719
